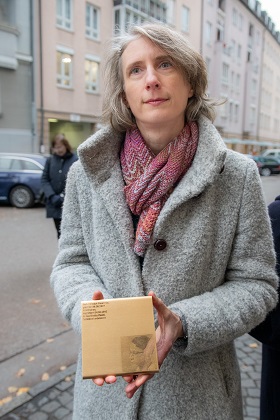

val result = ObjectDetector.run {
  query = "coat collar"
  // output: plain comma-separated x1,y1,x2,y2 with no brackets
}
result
77,117,227,238
78,127,136,257
78,117,226,189
158,116,227,219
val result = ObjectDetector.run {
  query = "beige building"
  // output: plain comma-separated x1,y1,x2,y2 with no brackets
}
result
201,0,280,153
259,21,280,146
34,0,113,153
1,0,280,153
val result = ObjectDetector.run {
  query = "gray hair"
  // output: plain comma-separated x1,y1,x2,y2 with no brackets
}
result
102,23,217,132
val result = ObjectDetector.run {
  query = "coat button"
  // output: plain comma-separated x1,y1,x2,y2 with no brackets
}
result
59,170,62,173
154,239,167,251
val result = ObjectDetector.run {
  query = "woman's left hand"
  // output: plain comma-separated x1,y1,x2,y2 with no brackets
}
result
91,291,117,387
123,291,184,398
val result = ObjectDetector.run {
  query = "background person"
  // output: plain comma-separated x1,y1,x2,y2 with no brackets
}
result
50,24,278,419
250,194,280,420
41,133,77,238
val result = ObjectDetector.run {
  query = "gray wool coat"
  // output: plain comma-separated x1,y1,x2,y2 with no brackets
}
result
50,116,278,420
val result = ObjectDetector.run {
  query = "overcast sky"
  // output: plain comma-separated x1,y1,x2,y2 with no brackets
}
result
260,0,280,32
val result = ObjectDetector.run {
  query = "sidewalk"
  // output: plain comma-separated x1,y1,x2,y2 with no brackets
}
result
0,334,262,420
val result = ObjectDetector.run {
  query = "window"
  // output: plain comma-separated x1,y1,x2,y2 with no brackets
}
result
229,101,233,121
237,44,242,60
86,3,100,40
232,8,238,26
220,97,228,119
231,40,236,58
206,21,212,45
166,0,175,25
0,0,15,25
114,8,121,33
236,74,240,92
56,50,73,88
181,6,190,33
222,63,229,84
0,157,11,170
250,106,256,124
249,23,254,36
238,13,243,30
274,118,279,133
22,161,41,171
10,159,23,170
235,103,239,122
85,57,100,93
217,24,224,42
218,0,225,12
230,71,234,89
251,79,257,96
56,0,72,30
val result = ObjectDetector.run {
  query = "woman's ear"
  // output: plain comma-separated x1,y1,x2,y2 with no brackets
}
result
122,92,130,108
188,88,194,98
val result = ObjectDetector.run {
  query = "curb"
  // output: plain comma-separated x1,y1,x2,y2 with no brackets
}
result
0,364,76,418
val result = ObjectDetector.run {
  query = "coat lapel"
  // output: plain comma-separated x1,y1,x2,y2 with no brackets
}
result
157,117,227,223
78,127,136,256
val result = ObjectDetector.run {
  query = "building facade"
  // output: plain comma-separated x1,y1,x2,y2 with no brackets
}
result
0,0,36,152
34,0,112,153
0,0,280,153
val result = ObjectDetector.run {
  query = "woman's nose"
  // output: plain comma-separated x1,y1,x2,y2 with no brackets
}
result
145,68,160,90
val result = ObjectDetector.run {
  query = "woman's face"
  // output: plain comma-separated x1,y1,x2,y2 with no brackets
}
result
121,36,193,134
53,140,67,157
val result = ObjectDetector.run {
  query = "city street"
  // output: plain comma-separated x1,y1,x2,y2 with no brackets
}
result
0,204,79,403
0,173,279,418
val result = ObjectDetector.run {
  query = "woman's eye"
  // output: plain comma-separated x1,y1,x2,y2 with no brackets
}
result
160,61,172,69
130,67,141,75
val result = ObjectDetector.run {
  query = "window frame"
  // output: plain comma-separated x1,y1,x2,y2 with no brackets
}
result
85,55,100,94
56,0,73,31
85,3,100,40
181,5,190,33
56,47,74,89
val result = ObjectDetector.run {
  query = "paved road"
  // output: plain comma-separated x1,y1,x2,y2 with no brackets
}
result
0,204,79,403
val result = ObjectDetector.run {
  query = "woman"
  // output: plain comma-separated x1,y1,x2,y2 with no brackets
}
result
41,133,77,238
250,195,280,420
50,24,278,419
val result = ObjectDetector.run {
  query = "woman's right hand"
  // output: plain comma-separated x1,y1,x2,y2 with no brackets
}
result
123,291,184,398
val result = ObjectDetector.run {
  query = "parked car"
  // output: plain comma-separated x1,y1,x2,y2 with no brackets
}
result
261,149,280,159
0,153,47,208
252,156,280,177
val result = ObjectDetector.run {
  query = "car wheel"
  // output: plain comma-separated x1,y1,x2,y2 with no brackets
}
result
9,185,35,208
260,167,271,177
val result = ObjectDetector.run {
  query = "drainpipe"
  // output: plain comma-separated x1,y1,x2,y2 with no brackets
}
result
39,0,44,152
256,26,265,151
30,0,37,152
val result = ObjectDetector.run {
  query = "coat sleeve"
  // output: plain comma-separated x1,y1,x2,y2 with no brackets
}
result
170,160,279,356
50,163,114,335
41,157,56,199
249,199,280,350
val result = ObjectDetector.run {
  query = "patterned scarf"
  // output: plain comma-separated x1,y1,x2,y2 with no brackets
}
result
121,122,199,256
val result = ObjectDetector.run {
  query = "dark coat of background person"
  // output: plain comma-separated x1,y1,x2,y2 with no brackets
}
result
250,195,280,420
41,152,77,219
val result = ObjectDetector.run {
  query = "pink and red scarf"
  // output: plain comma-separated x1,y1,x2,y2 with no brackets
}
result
121,122,199,256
